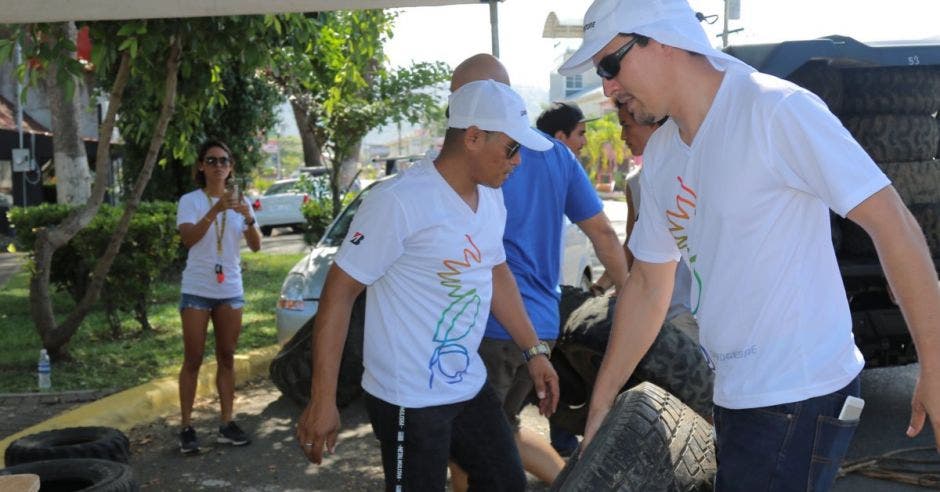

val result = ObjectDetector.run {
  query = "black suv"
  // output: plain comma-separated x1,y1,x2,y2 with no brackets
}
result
726,36,940,367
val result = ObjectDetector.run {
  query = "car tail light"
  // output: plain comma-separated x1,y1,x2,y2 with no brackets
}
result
252,198,262,211
302,194,310,204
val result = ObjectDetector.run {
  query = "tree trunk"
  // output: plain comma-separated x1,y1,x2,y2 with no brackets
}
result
45,22,93,205
38,37,183,357
338,139,361,193
291,99,322,169
30,50,132,359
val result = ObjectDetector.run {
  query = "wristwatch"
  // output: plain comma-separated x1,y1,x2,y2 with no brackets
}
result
522,341,551,362
245,217,256,227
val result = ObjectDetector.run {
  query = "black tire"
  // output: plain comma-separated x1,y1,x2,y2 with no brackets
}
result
550,382,716,492
842,202,940,259
260,226,273,237
4,427,130,467
785,60,843,114
558,285,592,333
557,295,714,425
880,159,940,205
269,293,366,408
0,458,138,492
842,114,940,163
548,348,591,437
842,66,940,115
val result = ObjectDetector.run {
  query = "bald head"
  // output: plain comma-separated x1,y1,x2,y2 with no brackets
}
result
450,53,510,92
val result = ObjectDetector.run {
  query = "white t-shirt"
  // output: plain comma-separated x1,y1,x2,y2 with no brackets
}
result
177,189,256,298
335,159,507,408
629,67,890,409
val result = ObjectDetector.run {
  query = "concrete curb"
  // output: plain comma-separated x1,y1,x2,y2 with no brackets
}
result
0,344,281,456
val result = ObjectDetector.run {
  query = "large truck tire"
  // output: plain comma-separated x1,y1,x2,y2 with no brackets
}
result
550,382,716,492
559,285,592,331
4,427,130,466
0,459,138,492
842,66,940,115
880,159,940,205
841,202,940,259
785,60,843,113
548,349,591,437
843,114,940,163
556,295,714,424
269,293,366,408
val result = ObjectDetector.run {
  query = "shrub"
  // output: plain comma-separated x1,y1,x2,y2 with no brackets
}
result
300,196,333,245
8,202,182,336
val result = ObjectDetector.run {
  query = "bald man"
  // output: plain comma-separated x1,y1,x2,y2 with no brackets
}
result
450,54,628,487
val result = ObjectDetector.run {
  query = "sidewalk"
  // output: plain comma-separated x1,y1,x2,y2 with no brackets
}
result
0,251,25,287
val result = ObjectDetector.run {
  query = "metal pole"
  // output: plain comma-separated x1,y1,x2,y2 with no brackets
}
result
489,0,499,58
721,0,730,48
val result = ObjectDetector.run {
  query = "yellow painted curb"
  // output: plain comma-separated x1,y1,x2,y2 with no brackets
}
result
0,344,281,456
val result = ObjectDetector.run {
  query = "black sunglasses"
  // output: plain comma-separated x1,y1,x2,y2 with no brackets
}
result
484,131,522,159
203,156,232,167
596,37,640,80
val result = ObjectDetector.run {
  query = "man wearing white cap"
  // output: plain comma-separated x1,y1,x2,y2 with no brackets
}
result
296,79,559,491
559,0,940,489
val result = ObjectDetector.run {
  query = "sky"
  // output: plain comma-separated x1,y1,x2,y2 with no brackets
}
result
280,0,940,142
383,0,940,92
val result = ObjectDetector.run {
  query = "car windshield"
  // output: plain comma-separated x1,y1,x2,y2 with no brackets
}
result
321,184,375,246
264,181,300,196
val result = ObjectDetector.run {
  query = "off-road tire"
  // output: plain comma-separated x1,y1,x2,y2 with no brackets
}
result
550,382,716,492
0,458,138,492
557,295,714,423
879,159,940,205
842,66,940,115
842,114,940,163
4,427,130,466
269,293,366,408
260,226,273,237
842,202,940,259
549,349,590,436
559,285,592,332
786,60,843,113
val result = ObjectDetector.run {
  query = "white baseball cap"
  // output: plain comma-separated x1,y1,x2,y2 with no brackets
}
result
448,79,552,152
558,0,750,76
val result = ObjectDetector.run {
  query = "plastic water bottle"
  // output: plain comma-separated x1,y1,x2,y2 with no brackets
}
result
37,349,51,391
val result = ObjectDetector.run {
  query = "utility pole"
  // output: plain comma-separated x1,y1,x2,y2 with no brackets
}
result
488,0,500,57
719,0,743,48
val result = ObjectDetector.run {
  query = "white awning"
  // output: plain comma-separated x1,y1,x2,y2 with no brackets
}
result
0,0,489,23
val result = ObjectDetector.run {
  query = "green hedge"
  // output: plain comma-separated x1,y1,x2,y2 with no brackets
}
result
8,202,182,336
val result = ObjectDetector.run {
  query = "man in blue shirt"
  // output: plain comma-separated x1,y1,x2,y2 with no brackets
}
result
451,54,628,486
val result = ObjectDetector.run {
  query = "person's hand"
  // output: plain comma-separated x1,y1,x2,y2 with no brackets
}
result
232,199,251,221
579,402,612,457
296,398,341,464
906,368,940,450
526,355,559,417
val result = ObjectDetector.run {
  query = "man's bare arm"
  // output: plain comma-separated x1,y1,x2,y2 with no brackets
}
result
578,212,630,292
847,186,940,446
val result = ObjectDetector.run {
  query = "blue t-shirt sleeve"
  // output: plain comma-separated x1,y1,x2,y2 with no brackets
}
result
561,145,603,223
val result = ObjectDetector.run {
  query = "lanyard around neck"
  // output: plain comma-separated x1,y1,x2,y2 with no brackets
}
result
203,189,226,258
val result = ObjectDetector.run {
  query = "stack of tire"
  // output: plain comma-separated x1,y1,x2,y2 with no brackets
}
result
269,293,366,408
550,287,717,491
787,62,940,363
1,426,137,491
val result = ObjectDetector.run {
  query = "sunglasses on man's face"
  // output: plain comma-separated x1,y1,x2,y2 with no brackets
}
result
483,130,522,159
596,37,640,80
203,156,232,167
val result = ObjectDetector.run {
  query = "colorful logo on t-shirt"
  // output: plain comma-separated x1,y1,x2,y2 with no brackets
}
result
666,176,703,314
428,234,482,389
350,232,365,245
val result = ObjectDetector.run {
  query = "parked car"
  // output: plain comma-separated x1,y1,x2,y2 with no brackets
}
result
274,176,595,345
252,168,338,237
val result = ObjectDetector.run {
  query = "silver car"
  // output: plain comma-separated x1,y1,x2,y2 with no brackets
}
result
275,177,595,344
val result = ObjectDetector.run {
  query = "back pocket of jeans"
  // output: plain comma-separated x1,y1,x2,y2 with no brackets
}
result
808,415,858,491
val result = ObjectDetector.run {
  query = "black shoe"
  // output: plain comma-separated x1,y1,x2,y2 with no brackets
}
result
217,421,250,446
179,426,200,455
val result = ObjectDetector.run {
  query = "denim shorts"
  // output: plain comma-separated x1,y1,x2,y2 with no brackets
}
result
713,376,861,492
179,293,245,312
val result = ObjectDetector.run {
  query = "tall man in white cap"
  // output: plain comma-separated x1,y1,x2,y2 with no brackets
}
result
296,79,559,491
559,0,940,489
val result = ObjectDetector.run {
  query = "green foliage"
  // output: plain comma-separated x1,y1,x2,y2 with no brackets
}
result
9,202,182,335
0,253,303,392
584,112,629,178
266,11,450,216
300,195,333,245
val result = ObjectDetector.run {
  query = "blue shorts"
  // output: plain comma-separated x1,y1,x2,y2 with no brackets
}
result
179,293,245,312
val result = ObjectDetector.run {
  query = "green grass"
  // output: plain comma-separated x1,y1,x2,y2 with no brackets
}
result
0,252,304,393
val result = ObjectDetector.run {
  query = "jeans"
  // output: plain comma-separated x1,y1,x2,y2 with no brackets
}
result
714,376,861,492
178,293,244,311
363,384,525,492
